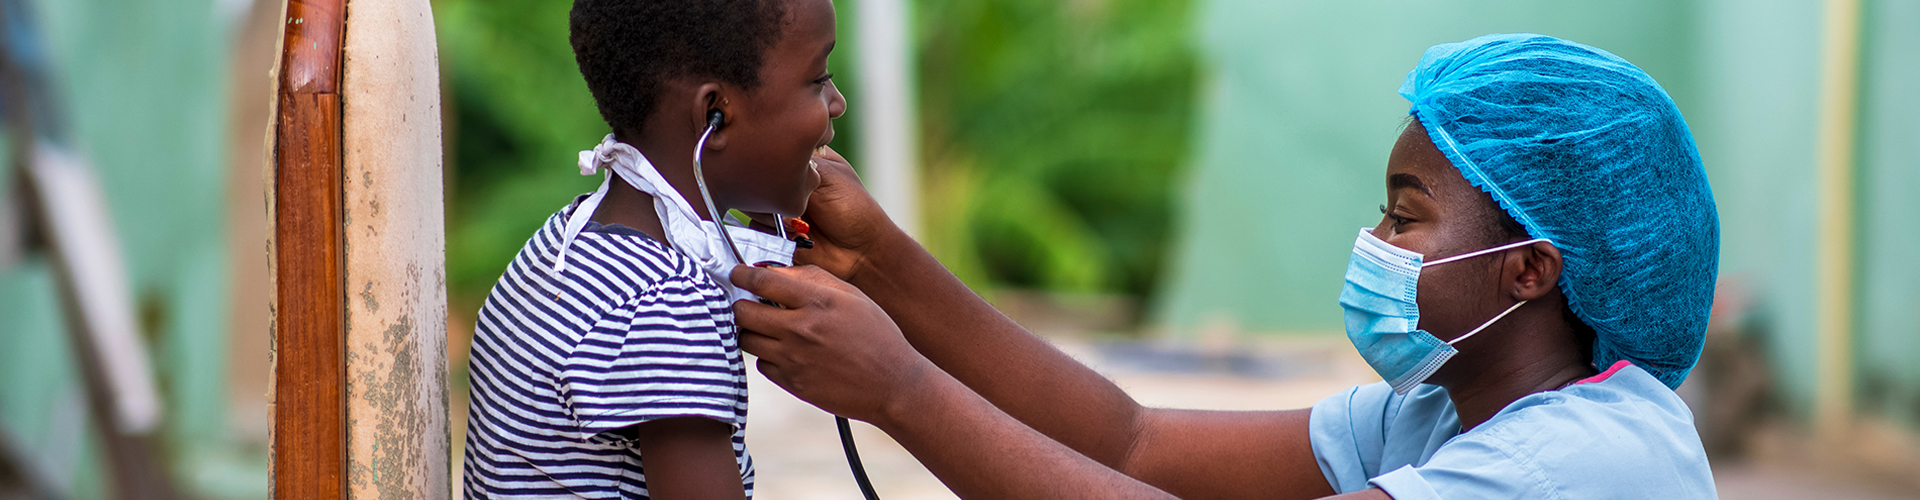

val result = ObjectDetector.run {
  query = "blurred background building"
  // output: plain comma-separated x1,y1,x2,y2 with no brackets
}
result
0,0,1913,498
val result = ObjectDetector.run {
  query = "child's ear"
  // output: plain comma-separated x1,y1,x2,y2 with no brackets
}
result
692,82,731,151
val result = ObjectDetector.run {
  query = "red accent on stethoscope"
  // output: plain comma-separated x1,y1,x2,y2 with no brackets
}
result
787,217,815,249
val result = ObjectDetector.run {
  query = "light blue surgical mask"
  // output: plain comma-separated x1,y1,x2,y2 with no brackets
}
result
1339,227,1552,394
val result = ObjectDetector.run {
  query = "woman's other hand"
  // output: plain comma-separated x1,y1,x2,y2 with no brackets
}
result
730,264,935,424
795,146,904,281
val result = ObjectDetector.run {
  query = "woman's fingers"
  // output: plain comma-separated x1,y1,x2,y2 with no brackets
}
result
730,264,854,309
737,322,784,356
754,357,786,386
726,262,928,422
794,146,899,280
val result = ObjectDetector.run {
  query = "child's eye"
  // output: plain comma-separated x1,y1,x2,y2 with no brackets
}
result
813,73,835,85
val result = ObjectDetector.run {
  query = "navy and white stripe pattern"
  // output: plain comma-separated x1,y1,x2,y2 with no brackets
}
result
463,199,753,498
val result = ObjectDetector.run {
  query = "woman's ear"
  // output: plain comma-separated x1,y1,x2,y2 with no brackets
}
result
691,82,731,150
1508,241,1562,301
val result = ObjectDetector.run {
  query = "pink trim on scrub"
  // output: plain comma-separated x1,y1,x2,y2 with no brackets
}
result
1571,360,1633,386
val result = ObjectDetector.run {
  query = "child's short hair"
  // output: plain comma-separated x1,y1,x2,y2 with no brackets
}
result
570,0,789,132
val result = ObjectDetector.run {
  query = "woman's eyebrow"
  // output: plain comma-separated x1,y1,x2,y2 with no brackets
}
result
1389,173,1433,197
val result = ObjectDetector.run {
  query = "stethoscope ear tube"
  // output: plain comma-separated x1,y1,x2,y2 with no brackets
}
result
693,119,881,500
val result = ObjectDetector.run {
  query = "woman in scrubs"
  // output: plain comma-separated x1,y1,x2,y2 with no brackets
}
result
731,33,1719,499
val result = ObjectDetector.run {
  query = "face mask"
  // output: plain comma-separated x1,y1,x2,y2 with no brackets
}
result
554,134,796,304
1338,227,1551,394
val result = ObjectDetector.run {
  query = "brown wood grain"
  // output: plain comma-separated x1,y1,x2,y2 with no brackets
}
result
272,0,347,497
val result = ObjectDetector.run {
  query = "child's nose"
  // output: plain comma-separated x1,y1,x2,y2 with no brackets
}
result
826,80,848,119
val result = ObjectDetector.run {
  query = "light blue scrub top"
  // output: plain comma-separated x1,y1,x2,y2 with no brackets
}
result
1308,361,1717,499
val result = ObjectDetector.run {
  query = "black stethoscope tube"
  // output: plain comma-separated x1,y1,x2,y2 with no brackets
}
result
838,416,881,500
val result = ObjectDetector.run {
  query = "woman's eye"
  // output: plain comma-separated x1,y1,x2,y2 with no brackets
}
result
1379,204,1410,227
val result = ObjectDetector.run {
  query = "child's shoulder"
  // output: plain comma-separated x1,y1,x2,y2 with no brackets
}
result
525,200,720,302
578,221,705,285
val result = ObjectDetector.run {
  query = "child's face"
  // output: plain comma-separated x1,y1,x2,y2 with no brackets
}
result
711,0,846,217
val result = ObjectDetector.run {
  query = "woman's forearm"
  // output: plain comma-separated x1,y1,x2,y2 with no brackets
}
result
847,231,1149,467
876,369,1175,500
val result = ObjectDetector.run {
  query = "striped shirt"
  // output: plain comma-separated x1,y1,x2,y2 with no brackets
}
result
462,198,753,498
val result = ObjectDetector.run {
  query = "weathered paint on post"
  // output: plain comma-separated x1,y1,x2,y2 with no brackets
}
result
339,0,451,497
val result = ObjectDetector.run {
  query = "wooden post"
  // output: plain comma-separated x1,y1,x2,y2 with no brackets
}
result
1813,0,1862,446
856,0,921,237
271,0,449,497
339,0,451,497
269,0,348,497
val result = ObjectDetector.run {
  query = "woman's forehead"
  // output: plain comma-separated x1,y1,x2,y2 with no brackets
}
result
1387,122,1474,199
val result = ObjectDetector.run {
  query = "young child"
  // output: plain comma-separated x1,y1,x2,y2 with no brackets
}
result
461,0,845,497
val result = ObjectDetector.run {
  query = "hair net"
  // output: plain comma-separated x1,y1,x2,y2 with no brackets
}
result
1399,33,1718,389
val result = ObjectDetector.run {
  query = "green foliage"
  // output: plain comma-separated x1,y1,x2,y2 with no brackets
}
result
436,0,607,303
435,0,1197,304
915,0,1198,297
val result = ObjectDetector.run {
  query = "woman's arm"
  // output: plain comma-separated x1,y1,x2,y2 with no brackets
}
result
792,150,1150,464
733,262,1339,499
731,264,1170,499
782,152,1336,498
884,374,1377,500
883,364,1182,499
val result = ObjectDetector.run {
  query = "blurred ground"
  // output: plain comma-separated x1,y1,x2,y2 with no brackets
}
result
1716,464,1918,500
745,334,1376,500
442,294,1920,499
742,330,1920,500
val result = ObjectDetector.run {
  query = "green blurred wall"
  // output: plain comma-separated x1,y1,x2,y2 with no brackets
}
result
1852,0,1920,430
1156,0,1699,336
0,0,258,496
1160,0,1920,430
1649,0,1920,429
1691,0,1824,421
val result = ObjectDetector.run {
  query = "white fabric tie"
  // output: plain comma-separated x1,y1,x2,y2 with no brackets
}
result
553,134,793,303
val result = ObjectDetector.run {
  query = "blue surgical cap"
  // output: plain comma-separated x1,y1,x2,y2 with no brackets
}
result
1399,34,1718,389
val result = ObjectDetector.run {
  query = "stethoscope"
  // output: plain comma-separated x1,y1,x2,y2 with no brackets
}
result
693,110,882,500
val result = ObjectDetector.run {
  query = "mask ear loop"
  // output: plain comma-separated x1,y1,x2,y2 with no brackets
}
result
1430,238,1551,345
1421,238,1552,267
1447,300,1527,346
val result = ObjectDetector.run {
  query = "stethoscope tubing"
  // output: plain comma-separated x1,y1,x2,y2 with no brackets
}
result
693,118,882,500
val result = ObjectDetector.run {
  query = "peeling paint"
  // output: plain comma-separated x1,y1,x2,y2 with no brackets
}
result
361,280,380,313
348,316,426,499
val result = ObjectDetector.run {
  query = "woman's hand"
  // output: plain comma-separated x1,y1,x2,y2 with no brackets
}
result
795,146,905,282
730,264,936,424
